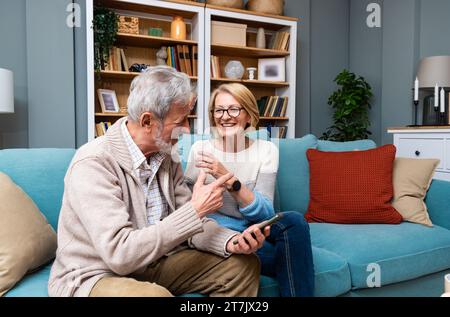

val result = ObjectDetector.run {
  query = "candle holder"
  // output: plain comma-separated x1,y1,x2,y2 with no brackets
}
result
408,100,420,127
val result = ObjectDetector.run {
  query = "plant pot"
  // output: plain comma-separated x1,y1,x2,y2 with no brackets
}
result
247,0,285,16
206,0,244,9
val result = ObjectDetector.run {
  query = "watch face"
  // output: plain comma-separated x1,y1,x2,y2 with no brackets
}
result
232,180,241,192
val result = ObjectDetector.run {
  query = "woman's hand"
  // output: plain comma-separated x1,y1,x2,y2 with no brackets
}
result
195,151,231,181
226,224,270,255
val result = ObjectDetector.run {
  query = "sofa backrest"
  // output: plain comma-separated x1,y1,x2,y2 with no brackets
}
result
0,149,76,230
179,134,377,214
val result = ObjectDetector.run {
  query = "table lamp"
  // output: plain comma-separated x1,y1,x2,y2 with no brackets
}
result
416,56,450,125
0,68,14,113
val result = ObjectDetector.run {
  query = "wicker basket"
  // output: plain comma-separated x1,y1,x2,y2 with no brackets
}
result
247,0,285,16
118,16,139,35
206,0,244,9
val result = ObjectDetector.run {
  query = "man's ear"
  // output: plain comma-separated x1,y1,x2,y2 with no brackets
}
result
140,112,153,131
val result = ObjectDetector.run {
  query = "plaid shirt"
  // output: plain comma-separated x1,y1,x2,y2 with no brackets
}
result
122,120,168,225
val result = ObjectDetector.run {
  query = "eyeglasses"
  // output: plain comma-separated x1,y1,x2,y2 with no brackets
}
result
212,106,244,119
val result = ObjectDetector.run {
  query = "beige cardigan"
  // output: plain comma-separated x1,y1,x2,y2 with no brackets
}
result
48,117,237,297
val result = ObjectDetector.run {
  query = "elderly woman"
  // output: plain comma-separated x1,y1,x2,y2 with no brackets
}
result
184,83,315,297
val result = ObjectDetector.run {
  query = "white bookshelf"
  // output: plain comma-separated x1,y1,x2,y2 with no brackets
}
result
204,5,298,138
86,0,298,140
86,0,205,141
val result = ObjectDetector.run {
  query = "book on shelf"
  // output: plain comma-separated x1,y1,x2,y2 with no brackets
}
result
165,45,195,77
210,55,221,79
183,45,192,76
269,31,290,51
265,125,288,139
258,96,288,117
192,46,198,77
103,47,129,72
95,122,112,137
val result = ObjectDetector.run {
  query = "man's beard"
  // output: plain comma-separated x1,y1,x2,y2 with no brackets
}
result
155,135,172,155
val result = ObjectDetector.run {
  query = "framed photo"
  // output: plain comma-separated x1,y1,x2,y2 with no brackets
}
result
258,58,286,82
97,89,120,113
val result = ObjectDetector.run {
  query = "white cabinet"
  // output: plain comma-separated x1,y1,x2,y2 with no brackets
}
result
388,127,450,181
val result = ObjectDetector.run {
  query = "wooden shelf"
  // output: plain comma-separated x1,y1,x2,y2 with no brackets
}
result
99,70,198,81
95,112,127,117
259,117,289,120
211,78,289,88
95,112,198,119
96,0,198,19
116,33,197,49
206,4,299,23
211,44,289,58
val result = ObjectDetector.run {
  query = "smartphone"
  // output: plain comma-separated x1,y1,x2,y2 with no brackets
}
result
233,213,283,245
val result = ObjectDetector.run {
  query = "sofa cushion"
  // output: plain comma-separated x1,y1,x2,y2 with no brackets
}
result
3,263,52,297
0,149,76,229
312,246,351,297
305,145,403,224
272,135,318,214
0,172,57,296
392,158,439,227
426,180,450,231
310,222,450,289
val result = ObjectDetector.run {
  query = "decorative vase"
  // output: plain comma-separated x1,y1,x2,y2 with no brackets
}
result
246,67,257,80
256,27,266,49
224,60,245,79
171,16,186,40
247,0,284,15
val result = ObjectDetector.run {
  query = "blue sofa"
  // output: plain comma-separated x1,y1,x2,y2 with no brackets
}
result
1,135,450,297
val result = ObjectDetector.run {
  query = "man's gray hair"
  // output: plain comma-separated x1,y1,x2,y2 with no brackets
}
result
127,66,192,122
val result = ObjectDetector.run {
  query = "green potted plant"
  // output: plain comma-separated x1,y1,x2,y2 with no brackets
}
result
93,7,119,72
321,69,373,141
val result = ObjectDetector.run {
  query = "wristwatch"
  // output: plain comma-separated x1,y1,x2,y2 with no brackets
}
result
229,179,242,192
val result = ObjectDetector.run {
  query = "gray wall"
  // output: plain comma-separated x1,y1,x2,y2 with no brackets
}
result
0,0,28,148
26,0,76,148
3,0,450,147
288,0,450,144
0,0,77,149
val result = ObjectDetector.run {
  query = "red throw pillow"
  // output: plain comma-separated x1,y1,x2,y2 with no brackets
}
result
304,144,403,224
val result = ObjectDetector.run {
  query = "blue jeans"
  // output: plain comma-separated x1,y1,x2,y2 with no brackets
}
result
256,211,315,297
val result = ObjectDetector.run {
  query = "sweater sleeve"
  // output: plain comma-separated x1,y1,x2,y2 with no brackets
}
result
67,157,203,276
239,141,279,222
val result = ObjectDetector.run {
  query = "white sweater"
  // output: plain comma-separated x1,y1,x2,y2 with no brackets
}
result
184,139,279,231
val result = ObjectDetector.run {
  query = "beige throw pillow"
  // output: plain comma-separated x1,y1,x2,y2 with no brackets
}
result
0,172,57,296
391,158,440,227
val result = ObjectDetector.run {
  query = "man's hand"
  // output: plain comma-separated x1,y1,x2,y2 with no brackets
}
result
226,224,270,255
191,170,234,218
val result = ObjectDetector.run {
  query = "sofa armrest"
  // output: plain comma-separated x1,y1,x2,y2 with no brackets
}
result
425,179,450,230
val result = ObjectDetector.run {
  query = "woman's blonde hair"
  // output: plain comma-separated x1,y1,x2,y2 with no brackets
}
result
208,83,259,129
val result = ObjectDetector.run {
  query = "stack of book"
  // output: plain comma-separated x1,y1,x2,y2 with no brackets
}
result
95,122,112,137
103,47,129,71
210,55,222,79
268,31,290,51
166,45,198,77
257,96,288,117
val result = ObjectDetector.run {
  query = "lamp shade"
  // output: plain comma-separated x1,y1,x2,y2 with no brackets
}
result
0,68,14,113
416,55,450,88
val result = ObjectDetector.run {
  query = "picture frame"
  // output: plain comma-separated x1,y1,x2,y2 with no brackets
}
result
258,58,286,82
97,89,120,113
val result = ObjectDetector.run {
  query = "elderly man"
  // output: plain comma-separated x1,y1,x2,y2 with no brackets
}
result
48,66,267,297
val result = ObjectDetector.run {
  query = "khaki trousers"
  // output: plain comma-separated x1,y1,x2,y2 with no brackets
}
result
89,249,260,297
